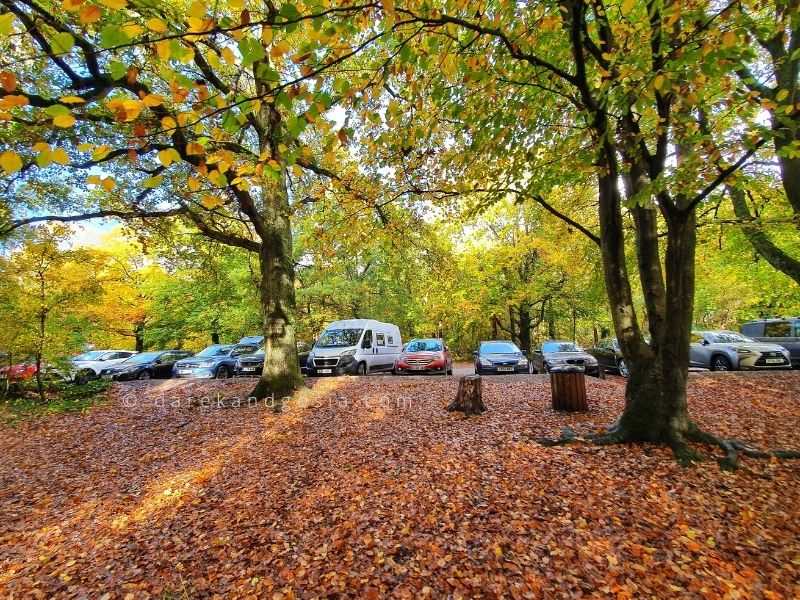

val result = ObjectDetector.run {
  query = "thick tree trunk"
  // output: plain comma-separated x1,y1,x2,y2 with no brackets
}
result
518,304,532,355
250,168,305,404
35,308,45,403
134,323,145,353
446,375,486,415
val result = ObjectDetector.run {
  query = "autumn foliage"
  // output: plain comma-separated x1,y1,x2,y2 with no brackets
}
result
1,372,798,597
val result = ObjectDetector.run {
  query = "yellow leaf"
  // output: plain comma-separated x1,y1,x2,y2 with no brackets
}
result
122,99,141,121
722,30,736,48
92,144,111,160
621,0,634,16
53,114,76,128
187,0,205,18
221,47,236,66
187,177,201,191
229,0,244,8
201,194,223,209
79,4,101,23
101,176,116,191
142,94,165,107
262,27,273,45
158,148,181,166
122,24,143,39
270,40,291,57
185,142,204,155
187,17,214,34
0,150,22,174
161,116,177,130
98,0,126,8
156,40,171,60
146,18,167,33
60,95,86,104
776,89,789,102
291,164,302,177
77,143,93,151
62,0,85,11
32,142,51,152
86,174,103,185
0,13,16,36
51,148,70,164
654,74,665,90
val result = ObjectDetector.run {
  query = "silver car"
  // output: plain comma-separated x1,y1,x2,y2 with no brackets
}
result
689,331,791,371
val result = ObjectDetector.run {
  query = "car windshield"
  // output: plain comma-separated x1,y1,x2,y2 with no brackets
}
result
543,341,582,353
405,339,443,352
196,345,233,358
72,351,106,361
481,342,520,354
121,352,163,364
246,347,265,357
316,328,363,348
707,332,754,344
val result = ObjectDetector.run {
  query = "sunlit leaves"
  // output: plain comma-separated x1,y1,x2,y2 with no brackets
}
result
53,114,76,128
158,148,181,166
79,5,102,24
0,150,22,174
0,72,17,92
51,32,75,56
98,0,127,9
0,13,16,36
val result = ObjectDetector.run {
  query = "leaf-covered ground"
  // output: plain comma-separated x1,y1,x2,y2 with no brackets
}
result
1,371,799,598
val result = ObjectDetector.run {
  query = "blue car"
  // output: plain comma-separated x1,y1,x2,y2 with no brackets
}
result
172,342,260,379
474,340,531,375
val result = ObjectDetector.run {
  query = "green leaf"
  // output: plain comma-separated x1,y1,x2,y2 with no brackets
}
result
108,61,127,80
285,115,307,138
100,26,131,49
51,32,75,56
44,105,71,117
0,13,15,36
238,38,265,66
221,110,239,134
143,175,164,188
255,63,280,83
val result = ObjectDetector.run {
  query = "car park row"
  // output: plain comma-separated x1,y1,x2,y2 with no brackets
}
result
5,317,794,385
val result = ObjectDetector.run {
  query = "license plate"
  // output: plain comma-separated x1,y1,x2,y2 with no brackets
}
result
317,368,332,374
242,367,256,371
179,369,192,374
411,365,426,370
497,366,514,372
765,358,784,364
101,374,113,380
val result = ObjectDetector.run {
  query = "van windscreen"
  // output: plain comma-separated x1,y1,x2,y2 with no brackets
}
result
316,329,363,348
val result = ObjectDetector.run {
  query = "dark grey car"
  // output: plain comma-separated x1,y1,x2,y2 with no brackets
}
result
531,341,601,376
587,338,628,377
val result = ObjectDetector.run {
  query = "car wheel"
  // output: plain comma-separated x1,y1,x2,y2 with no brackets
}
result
710,355,733,372
618,359,629,378
216,365,229,379
447,365,453,375
75,368,95,385
137,370,152,380
357,362,367,376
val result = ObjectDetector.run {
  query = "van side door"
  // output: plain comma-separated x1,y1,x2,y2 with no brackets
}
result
361,329,375,370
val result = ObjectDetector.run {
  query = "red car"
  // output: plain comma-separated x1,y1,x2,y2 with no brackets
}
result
0,362,38,381
394,338,453,375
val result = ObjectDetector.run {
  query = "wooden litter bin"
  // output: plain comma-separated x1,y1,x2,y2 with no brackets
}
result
550,366,588,412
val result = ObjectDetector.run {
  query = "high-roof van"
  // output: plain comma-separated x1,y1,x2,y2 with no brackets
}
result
306,319,402,376
740,318,800,368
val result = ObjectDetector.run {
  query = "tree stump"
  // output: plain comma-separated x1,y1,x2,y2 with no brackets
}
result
446,375,486,415
550,369,588,412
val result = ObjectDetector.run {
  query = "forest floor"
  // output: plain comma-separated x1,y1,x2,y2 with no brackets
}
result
1,371,799,598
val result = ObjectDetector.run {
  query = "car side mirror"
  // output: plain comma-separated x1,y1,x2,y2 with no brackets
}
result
701,339,709,346
472,350,478,356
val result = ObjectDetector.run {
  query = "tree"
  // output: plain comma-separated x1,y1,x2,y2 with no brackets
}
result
0,225,102,401
353,0,785,461
0,0,390,400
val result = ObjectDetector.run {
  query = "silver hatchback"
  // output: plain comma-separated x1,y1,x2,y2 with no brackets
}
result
689,331,791,371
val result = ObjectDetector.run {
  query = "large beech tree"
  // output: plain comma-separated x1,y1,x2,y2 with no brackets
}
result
351,0,797,463
0,0,397,400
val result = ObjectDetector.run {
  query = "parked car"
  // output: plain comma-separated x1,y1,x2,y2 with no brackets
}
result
172,343,260,379
0,361,66,382
306,319,402,376
531,341,600,376
474,340,530,375
99,350,194,381
740,318,800,368
234,342,313,377
70,349,139,382
587,338,628,377
394,338,453,375
690,331,791,371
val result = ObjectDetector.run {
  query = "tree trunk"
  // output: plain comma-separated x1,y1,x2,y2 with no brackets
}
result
211,331,220,345
134,323,145,353
250,167,305,405
36,308,45,403
446,375,486,415
518,304,532,355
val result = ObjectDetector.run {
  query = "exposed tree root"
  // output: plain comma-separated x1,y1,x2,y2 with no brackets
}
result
533,422,800,471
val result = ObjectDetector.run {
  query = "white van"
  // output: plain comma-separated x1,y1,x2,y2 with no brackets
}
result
307,319,402,376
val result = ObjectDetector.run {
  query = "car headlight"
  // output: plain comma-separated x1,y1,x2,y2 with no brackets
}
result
479,357,492,366
548,358,566,365
517,359,528,365
586,357,598,365
235,359,242,368
780,347,790,357
734,347,755,355
340,349,357,357
197,360,216,367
